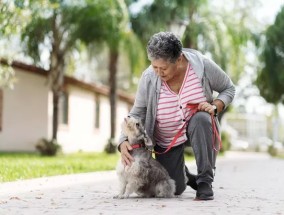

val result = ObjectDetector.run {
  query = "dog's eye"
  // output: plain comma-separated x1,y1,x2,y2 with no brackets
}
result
136,123,140,127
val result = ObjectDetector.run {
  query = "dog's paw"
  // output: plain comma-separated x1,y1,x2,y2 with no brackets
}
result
113,195,119,199
113,194,128,199
113,195,122,199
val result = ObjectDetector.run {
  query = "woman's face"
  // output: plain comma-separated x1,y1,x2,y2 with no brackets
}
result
151,57,181,82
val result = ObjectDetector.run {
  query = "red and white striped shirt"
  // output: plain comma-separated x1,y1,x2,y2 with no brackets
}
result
154,64,206,148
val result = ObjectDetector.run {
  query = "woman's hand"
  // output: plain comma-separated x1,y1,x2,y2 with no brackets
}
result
198,102,216,115
120,141,135,166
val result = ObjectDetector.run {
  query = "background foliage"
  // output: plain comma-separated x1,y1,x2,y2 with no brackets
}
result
256,6,284,105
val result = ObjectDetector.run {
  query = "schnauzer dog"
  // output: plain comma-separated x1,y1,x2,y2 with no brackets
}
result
115,116,176,198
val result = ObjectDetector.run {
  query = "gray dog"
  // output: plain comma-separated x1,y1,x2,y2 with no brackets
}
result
115,116,176,198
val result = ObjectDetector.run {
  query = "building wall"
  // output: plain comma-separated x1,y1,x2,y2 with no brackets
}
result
57,85,131,153
0,68,49,151
0,66,132,153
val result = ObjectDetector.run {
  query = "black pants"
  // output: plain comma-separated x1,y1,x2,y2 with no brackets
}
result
154,112,218,195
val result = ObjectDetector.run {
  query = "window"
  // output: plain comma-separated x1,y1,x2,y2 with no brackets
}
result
95,94,100,129
59,91,69,125
0,89,2,131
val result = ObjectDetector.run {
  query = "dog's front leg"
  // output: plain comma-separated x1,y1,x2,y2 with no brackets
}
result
120,182,137,198
114,178,128,199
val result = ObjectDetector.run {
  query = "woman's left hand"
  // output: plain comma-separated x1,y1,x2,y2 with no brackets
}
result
198,102,215,115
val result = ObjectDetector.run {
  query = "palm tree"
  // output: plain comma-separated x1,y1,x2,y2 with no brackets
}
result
21,0,145,153
95,0,145,152
21,0,127,143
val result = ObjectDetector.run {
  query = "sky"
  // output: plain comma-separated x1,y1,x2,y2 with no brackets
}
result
211,0,283,25
256,0,283,24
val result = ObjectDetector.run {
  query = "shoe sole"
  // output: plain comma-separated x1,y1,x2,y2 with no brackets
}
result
195,195,214,201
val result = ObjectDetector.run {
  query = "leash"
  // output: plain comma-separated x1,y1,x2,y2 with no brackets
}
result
149,103,222,155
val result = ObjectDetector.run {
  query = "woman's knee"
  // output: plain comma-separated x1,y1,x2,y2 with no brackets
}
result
190,111,212,127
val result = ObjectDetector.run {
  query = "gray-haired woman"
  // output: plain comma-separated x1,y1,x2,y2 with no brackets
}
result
118,32,235,200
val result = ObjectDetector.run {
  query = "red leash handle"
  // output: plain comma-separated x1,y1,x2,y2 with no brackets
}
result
211,114,222,151
152,103,222,154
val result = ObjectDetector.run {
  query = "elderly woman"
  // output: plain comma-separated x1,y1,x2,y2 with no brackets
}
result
118,32,235,200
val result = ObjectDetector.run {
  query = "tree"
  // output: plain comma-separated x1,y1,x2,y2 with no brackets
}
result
256,6,284,104
87,0,129,153
21,0,128,145
74,0,146,153
199,0,260,84
20,0,142,153
128,0,256,84
127,0,259,122
0,0,25,36
0,1,28,88
129,0,204,46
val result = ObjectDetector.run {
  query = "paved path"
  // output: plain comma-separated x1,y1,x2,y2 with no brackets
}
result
0,151,284,215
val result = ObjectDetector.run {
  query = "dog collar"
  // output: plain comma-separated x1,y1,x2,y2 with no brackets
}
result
132,143,144,149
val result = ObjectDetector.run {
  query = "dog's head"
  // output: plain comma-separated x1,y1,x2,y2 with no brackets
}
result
122,116,153,149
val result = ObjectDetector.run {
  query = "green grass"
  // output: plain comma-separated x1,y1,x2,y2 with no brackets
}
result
0,152,120,182
276,153,284,159
0,151,195,182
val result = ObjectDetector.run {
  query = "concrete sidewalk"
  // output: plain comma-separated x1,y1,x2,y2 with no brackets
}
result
1,151,284,215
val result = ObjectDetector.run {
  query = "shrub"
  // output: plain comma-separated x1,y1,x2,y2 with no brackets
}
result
268,144,278,157
36,138,61,156
104,138,117,154
220,131,231,153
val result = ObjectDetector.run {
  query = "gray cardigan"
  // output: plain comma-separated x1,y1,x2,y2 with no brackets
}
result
118,48,235,147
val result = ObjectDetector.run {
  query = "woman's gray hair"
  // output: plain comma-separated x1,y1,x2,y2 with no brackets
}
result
146,32,182,63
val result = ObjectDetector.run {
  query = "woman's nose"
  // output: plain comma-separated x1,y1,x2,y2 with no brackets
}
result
156,69,163,76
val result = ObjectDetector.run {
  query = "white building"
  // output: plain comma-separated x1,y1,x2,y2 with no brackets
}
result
0,60,134,153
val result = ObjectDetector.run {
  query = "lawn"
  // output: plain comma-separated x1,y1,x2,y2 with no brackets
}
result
0,151,195,182
0,152,120,182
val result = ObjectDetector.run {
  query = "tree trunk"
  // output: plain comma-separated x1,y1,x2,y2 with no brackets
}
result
105,49,119,153
50,51,65,141
183,32,194,49
52,90,59,140
183,5,197,49
109,50,118,139
0,88,3,132
49,12,66,141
